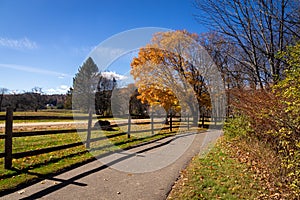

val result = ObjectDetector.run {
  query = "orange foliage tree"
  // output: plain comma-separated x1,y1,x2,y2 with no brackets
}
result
131,30,212,126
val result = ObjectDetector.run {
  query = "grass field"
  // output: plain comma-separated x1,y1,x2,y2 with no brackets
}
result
0,110,87,124
0,109,75,116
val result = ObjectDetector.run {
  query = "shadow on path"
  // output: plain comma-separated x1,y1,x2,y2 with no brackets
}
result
16,131,202,200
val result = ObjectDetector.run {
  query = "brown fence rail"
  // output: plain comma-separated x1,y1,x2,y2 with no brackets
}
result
0,108,222,170
0,115,99,121
0,108,195,169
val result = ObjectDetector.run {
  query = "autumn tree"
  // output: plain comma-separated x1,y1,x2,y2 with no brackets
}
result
228,42,300,197
131,30,218,126
195,0,300,88
274,43,300,193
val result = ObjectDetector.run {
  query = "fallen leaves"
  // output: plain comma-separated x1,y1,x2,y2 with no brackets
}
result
223,137,295,199
167,136,297,199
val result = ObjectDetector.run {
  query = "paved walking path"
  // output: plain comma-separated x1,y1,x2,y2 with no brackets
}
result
1,129,222,200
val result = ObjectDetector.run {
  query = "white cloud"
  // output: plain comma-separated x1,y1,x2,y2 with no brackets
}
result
0,37,38,50
60,85,69,90
45,85,70,95
0,63,71,78
101,71,128,80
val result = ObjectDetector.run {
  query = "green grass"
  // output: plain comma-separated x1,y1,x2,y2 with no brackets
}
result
0,110,74,116
0,119,203,193
168,137,266,200
0,110,123,124
0,131,89,192
0,110,77,124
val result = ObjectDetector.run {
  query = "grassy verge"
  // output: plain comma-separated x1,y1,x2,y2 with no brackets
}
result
168,137,270,200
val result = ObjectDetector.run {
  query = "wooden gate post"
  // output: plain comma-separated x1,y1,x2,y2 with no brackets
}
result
187,114,190,130
169,113,173,132
5,107,13,169
127,115,131,138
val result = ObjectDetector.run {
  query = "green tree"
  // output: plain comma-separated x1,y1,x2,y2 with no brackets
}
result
0,88,8,111
72,57,98,112
72,57,99,149
64,87,73,110
95,74,117,116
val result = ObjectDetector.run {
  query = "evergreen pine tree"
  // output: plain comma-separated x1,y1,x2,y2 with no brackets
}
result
72,57,98,112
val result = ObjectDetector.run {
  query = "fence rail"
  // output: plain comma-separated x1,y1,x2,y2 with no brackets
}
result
0,108,193,169
0,108,224,170
0,115,99,121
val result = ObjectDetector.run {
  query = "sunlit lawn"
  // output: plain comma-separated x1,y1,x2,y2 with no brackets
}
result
168,137,266,199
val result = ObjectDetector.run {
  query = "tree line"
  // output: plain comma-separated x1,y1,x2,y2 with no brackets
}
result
0,87,67,112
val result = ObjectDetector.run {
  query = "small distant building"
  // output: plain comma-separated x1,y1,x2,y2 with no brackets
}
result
46,104,54,109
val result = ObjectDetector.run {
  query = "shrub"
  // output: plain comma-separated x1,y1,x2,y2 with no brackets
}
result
223,115,253,139
226,43,300,197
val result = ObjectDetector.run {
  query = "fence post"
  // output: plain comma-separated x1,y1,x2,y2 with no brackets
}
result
151,111,154,135
5,107,13,169
187,114,190,130
169,114,173,132
86,109,92,149
127,115,131,138
202,115,205,128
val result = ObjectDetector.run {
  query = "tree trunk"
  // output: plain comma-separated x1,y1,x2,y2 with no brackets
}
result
191,108,199,127
164,115,169,125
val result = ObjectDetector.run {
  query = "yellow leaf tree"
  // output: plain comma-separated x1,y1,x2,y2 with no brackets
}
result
131,30,211,126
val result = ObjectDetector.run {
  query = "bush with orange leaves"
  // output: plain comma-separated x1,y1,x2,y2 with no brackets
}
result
228,43,300,196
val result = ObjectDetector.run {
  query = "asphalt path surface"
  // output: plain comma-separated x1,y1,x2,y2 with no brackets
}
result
1,129,222,200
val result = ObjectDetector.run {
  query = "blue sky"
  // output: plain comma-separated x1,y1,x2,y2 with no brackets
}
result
0,0,206,94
